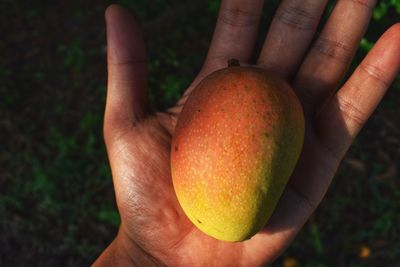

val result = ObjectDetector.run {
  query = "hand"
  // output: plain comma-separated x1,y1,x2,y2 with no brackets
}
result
94,1,400,266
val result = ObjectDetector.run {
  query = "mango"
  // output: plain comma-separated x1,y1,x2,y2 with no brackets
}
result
171,60,305,242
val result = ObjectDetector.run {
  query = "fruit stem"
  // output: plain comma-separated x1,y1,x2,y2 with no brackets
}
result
228,58,240,67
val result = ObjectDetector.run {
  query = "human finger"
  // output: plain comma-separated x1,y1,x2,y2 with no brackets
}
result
317,23,400,159
175,0,264,111
202,0,264,73
257,0,328,79
294,0,377,113
104,4,148,143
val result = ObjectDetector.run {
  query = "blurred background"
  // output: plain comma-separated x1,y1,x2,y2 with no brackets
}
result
0,0,399,266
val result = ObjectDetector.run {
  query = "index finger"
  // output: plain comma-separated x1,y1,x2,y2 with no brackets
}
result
202,0,264,73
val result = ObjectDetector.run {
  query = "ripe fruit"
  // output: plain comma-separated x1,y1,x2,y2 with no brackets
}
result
171,60,305,242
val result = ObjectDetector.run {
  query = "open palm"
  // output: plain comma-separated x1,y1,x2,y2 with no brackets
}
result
95,1,399,266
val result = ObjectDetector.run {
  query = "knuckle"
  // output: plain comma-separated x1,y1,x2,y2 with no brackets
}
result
103,115,137,147
109,57,147,67
336,94,366,127
287,185,318,211
345,0,375,10
219,8,260,27
359,62,390,87
313,37,353,62
276,5,316,30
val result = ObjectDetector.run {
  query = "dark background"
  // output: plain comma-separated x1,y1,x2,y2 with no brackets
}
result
0,0,399,266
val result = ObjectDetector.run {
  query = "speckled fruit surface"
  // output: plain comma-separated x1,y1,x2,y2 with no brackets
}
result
171,65,305,242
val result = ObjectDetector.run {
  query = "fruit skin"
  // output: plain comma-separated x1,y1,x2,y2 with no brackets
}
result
171,65,305,242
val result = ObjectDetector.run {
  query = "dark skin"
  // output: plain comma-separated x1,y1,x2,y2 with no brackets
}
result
94,1,400,266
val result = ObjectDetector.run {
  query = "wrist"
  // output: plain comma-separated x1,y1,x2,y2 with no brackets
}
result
93,227,163,267
93,230,137,267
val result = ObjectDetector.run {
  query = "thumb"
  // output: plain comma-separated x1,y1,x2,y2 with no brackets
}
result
104,4,149,143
